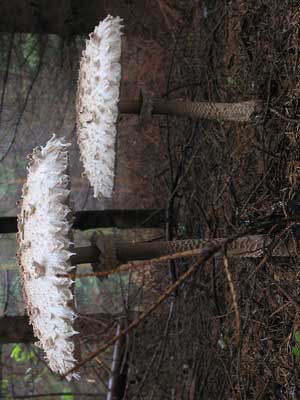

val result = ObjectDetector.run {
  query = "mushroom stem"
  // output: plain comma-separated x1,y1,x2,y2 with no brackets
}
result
70,246,100,265
118,99,261,123
70,234,284,266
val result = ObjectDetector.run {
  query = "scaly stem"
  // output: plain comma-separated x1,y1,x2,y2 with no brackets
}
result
69,235,279,266
118,99,261,122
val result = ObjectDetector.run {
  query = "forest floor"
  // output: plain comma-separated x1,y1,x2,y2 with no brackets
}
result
2,0,300,398
126,1,300,399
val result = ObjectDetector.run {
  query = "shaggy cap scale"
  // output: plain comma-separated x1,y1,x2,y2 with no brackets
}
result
77,15,123,198
17,135,79,380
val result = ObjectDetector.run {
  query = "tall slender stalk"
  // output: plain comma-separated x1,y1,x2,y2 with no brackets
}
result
119,99,261,123
69,234,294,267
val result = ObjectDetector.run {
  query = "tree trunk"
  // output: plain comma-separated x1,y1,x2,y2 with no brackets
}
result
119,99,261,123
106,322,127,400
0,209,166,234
0,0,106,35
0,0,172,37
0,313,136,344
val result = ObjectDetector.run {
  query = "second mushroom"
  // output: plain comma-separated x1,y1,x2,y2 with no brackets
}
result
76,15,262,198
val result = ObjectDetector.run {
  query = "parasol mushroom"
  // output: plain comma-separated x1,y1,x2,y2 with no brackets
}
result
17,135,79,381
16,134,295,383
76,15,262,198
18,135,292,381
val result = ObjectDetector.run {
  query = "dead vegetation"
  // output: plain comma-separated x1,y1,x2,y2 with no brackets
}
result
2,1,300,398
122,1,300,399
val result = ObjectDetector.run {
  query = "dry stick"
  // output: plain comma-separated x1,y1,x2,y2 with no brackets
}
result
223,251,242,400
245,224,295,283
223,252,240,344
61,238,234,379
269,300,292,318
106,322,124,400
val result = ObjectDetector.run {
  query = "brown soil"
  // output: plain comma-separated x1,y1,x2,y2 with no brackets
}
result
2,0,300,398
124,1,300,399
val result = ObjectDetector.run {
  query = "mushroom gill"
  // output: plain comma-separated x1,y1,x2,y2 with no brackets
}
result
77,15,123,198
17,134,79,380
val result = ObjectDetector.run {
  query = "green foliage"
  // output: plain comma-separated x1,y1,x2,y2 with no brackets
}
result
177,223,187,237
0,155,27,214
24,366,44,385
24,368,32,382
15,154,27,170
0,163,15,199
60,394,74,400
0,33,40,74
10,270,24,305
75,276,101,305
0,378,9,399
217,333,229,350
226,76,237,88
21,34,40,72
10,343,35,363
0,162,16,214
0,270,24,315
292,331,300,359
293,345,300,358
0,34,13,72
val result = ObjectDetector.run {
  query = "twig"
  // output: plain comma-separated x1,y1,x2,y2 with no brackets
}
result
61,237,234,378
269,300,292,318
223,252,240,344
11,394,101,399
3,270,9,315
0,32,14,129
269,107,299,123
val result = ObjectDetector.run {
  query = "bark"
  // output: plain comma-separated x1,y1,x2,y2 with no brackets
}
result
0,209,166,234
0,0,105,35
118,99,261,122
0,313,132,344
106,322,127,400
0,345,2,399
0,0,171,37
0,315,34,343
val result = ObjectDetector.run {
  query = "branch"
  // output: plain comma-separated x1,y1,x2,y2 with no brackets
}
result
61,236,236,378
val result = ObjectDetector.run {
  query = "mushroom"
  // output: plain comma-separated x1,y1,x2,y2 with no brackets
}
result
16,134,293,382
17,135,79,381
76,15,262,198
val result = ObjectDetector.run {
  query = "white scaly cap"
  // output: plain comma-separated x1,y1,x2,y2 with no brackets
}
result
17,134,79,380
77,15,123,198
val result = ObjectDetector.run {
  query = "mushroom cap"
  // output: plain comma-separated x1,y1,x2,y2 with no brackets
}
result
76,15,123,198
17,135,79,380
